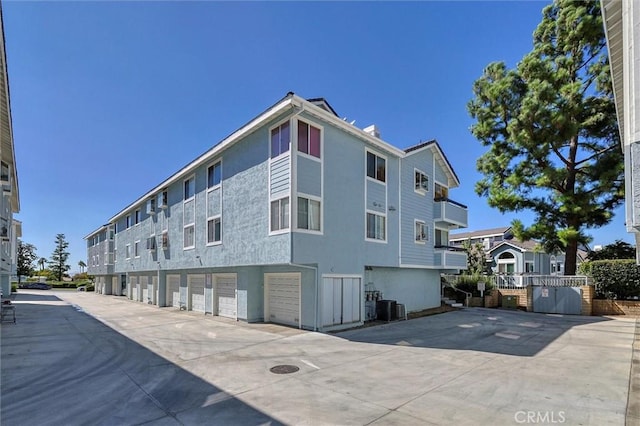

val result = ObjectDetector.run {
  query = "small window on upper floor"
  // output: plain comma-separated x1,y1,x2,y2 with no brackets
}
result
297,121,321,159
208,162,222,189
126,215,132,229
415,171,429,192
366,151,386,183
415,221,428,243
270,197,290,232
184,177,195,201
135,209,141,225
366,212,386,241
271,122,290,158
0,161,9,182
434,182,449,200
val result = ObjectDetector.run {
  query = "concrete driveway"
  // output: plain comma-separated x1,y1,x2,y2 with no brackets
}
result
1,290,637,425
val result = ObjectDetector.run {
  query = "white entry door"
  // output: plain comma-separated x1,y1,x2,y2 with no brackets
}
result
265,273,301,328
189,274,206,313
216,275,237,319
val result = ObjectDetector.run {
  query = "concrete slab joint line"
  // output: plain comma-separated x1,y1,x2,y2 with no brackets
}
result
627,318,640,426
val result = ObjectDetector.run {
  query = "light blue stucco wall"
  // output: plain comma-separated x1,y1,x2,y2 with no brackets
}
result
365,267,441,312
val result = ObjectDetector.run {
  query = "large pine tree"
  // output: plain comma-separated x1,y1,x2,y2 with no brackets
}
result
468,0,623,275
49,233,70,282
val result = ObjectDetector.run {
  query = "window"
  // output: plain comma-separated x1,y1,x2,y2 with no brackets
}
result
125,244,131,259
298,121,321,158
207,217,221,244
366,213,386,240
184,177,195,200
161,231,169,249
147,236,156,251
208,162,222,189
525,262,534,273
297,197,321,231
134,241,140,258
366,151,386,182
415,221,427,243
114,247,117,263
271,122,290,158
434,183,449,199
0,161,8,182
159,190,168,208
135,209,141,225
108,226,114,240
184,224,195,248
415,171,429,192
126,215,132,229
147,198,156,215
270,197,290,232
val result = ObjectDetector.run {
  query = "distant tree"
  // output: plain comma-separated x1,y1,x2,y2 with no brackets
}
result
37,257,47,272
49,234,70,282
16,241,37,284
462,240,488,275
588,240,636,261
467,0,623,275
78,260,86,274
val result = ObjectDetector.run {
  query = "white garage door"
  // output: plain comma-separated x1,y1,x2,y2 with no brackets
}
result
216,275,237,319
266,273,300,327
130,276,139,301
167,275,181,308
189,274,206,313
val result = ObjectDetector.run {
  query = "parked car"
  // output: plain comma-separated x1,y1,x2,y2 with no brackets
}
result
18,282,51,290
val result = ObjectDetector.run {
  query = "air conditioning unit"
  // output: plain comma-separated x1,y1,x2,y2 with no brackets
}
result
146,237,156,251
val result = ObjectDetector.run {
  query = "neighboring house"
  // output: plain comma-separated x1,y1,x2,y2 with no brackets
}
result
85,93,468,331
449,227,587,275
602,1,640,263
0,4,20,297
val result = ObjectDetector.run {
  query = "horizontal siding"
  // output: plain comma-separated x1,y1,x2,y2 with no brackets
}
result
434,161,447,185
270,155,290,198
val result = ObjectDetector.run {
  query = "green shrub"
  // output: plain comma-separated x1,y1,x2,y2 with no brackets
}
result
452,274,494,297
582,259,640,299
11,283,18,292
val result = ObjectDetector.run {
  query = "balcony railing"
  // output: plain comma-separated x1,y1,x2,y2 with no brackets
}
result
434,197,468,228
434,245,468,270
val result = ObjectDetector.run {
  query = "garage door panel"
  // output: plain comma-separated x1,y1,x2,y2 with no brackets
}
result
141,277,149,304
216,276,237,319
189,275,206,313
167,275,181,308
130,276,139,301
267,274,300,327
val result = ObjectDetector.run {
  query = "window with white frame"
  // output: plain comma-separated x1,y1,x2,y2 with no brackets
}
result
208,161,221,189
415,221,428,243
525,261,534,273
271,121,290,158
366,151,386,183
207,217,221,244
126,215,132,229
270,197,289,232
297,120,321,158
184,224,195,248
125,244,131,259
415,170,429,192
184,176,195,200
135,209,141,225
366,212,386,240
134,241,140,257
434,182,449,199
297,197,321,231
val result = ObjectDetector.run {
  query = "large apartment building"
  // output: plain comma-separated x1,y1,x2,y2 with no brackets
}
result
85,93,467,331
0,4,20,297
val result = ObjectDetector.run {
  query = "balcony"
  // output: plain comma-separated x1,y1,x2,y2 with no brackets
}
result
433,197,468,228
434,246,468,270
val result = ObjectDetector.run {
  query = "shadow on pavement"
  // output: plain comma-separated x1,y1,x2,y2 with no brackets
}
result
1,292,283,426
336,307,613,357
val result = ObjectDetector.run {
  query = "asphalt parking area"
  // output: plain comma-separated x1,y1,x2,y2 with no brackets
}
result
1,291,637,425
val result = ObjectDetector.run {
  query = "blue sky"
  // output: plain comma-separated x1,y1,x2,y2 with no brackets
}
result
4,1,632,273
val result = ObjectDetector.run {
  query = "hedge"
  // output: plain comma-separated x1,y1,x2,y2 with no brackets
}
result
579,259,640,299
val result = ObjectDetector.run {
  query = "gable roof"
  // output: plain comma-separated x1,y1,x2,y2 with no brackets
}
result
489,240,539,253
404,140,460,188
450,227,512,242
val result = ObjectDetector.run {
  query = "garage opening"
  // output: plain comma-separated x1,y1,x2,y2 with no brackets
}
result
189,274,206,313
167,274,181,308
215,274,237,319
